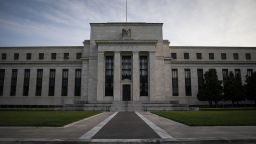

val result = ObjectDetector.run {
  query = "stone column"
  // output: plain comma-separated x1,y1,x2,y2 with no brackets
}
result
96,52,105,101
114,51,121,101
132,51,140,101
81,60,88,101
149,52,156,101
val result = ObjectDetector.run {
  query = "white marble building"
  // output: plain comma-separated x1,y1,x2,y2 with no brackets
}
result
0,22,255,106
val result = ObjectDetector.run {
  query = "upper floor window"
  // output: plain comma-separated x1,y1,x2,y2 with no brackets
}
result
184,53,189,59
221,53,226,60
245,53,251,60
39,53,44,60
233,53,239,60
1,53,6,60
209,53,214,60
26,53,31,60
14,53,19,60
196,53,202,60
64,53,69,60
171,53,176,59
76,53,82,59
51,53,56,60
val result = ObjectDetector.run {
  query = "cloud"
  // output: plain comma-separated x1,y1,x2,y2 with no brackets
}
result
0,0,255,46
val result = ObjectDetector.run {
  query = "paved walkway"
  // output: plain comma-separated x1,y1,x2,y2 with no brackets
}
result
0,111,256,143
93,112,160,139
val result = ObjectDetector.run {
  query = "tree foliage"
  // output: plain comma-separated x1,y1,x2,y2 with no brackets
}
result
245,72,256,105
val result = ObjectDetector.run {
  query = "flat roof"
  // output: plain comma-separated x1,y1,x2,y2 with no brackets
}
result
90,22,163,26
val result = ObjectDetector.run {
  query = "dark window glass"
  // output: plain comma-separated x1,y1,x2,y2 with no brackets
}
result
247,69,253,77
184,53,189,59
76,53,82,59
0,69,5,96
1,53,6,60
48,69,55,96
222,69,228,80
221,53,227,60
196,53,202,60
61,69,68,96
209,53,214,60
23,69,30,96
64,53,69,60
39,53,44,60
105,56,114,96
75,69,81,96
233,53,239,60
185,69,192,96
140,56,148,96
35,69,43,96
171,53,176,59
235,69,241,77
197,69,203,91
172,69,178,96
14,53,19,60
246,53,251,60
10,69,18,96
26,53,31,60
122,56,132,80
51,53,56,60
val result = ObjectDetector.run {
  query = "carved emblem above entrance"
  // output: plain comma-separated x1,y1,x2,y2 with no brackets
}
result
122,28,131,40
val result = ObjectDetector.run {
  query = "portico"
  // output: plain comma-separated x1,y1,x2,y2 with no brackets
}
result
95,40,157,102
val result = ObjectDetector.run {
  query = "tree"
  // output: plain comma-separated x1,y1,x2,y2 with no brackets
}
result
223,72,245,106
197,69,223,106
245,72,256,105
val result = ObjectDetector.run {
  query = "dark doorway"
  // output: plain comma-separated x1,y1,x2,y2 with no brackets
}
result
122,84,131,101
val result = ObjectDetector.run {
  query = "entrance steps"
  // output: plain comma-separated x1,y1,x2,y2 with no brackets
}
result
63,100,198,111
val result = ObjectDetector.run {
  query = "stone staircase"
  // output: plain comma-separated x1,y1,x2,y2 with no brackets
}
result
63,100,198,111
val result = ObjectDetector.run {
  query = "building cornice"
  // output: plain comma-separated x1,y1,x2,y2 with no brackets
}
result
170,46,256,50
166,60,256,65
90,22,163,26
95,40,158,45
0,46,83,49
0,61,83,65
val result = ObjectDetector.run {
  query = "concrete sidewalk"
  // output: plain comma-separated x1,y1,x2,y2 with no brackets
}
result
0,112,256,143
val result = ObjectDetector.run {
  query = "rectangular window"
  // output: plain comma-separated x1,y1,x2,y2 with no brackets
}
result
184,53,189,59
172,69,178,96
185,69,192,96
1,53,6,60
105,56,114,96
196,53,202,60
26,53,31,60
245,53,251,60
14,53,19,60
51,53,56,60
39,53,44,60
76,53,82,59
35,69,43,96
61,69,68,96
122,56,132,80
209,53,214,60
75,69,81,96
48,69,55,96
64,53,69,60
233,53,239,60
0,69,5,96
247,69,253,77
140,56,148,96
10,69,18,96
222,69,228,80
171,53,176,59
197,69,203,91
221,53,227,60
235,69,241,77
23,69,30,96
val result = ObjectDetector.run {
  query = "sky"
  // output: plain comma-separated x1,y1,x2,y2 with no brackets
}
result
0,0,256,47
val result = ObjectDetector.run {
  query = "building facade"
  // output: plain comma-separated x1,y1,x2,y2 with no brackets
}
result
0,22,255,106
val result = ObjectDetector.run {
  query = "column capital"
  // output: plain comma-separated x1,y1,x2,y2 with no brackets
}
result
133,51,139,54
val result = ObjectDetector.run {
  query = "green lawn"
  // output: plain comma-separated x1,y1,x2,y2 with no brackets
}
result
153,110,256,126
0,111,100,127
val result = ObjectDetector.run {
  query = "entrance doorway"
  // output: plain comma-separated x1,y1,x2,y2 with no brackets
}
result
122,84,131,101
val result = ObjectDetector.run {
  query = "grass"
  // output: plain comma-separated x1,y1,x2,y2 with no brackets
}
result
0,111,100,127
153,110,256,126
